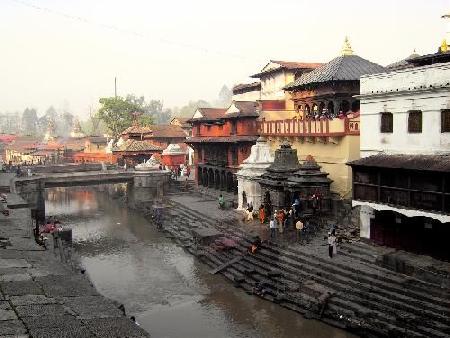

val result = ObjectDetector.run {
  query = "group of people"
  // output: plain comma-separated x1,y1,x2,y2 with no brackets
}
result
39,217,62,234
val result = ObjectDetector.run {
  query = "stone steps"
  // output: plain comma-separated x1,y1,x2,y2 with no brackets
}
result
171,204,449,302
173,203,450,301
163,202,450,337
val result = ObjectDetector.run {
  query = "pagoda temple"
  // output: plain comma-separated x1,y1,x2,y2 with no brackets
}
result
259,142,332,214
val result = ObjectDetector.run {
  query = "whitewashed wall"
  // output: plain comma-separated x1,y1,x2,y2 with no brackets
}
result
359,63,450,157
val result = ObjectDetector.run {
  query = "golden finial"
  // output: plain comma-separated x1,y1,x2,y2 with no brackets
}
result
441,39,448,53
341,36,353,56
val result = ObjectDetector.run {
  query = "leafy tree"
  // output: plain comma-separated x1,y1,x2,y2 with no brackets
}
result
173,100,210,118
126,95,172,124
97,96,143,138
38,106,58,135
21,108,38,136
217,85,232,107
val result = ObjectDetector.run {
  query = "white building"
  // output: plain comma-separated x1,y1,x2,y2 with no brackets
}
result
359,62,450,157
349,48,450,261
236,137,274,209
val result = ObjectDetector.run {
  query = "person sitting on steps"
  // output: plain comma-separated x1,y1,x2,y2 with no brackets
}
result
218,194,225,209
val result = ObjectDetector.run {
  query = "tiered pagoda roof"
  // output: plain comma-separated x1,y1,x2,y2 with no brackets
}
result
285,38,385,90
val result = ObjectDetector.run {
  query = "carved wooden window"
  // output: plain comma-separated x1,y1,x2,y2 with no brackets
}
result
380,112,393,133
408,110,422,133
441,109,450,132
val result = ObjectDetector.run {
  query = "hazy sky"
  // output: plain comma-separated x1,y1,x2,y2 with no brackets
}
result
1,0,449,118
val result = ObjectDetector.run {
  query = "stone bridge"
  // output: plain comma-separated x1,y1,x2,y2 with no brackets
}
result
10,169,170,222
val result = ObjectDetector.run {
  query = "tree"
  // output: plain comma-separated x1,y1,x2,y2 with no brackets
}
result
126,95,172,124
217,85,232,107
173,100,210,118
21,108,38,136
97,96,143,138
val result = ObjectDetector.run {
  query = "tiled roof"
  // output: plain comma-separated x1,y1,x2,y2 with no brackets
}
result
285,55,386,89
186,135,258,143
232,82,261,93
271,60,323,70
88,136,108,144
386,52,420,71
197,108,227,120
113,139,163,152
225,101,259,118
147,124,186,138
348,154,450,173
121,124,186,138
121,125,152,135
251,60,322,78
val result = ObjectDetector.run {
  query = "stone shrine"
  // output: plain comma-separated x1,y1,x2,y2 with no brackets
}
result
236,136,274,209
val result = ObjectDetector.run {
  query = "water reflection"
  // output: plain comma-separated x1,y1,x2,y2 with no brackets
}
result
45,186,357,338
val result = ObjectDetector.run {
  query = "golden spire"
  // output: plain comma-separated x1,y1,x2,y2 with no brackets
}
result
441,39,448,53
341,36,353,56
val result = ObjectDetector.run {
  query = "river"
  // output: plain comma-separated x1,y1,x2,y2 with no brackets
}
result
45,186,357,338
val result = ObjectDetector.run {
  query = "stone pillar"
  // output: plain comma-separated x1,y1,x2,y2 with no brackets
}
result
127,170,170,209
11,177,46,224
359,205,375,239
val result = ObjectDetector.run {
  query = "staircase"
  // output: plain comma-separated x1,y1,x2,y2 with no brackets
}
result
157,198,450,338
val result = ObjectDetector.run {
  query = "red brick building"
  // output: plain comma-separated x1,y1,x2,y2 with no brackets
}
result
186,102,259,193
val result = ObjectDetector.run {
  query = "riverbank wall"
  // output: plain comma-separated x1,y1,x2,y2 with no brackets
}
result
0,193,150,338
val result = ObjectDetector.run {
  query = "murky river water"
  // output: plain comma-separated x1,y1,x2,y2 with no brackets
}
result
45,186,356,338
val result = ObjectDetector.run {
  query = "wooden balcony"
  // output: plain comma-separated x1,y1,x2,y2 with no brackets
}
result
258,114,360,140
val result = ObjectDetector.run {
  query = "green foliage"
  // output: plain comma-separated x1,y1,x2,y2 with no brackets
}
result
125,95,172,124
173,100,210,118
97,96,141,138
21,108,38,136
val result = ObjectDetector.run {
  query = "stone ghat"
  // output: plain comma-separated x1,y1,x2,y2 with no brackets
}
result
0,206,150,338
157,198,450,338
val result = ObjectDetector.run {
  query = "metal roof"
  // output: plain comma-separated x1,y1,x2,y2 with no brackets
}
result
348,154,450,173
285,55,386,90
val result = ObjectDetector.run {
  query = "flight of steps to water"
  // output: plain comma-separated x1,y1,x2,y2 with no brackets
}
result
157,200,450,338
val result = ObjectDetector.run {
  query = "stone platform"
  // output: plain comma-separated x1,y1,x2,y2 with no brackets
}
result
0,199,150,338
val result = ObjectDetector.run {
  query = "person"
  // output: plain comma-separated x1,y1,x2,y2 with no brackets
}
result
295,219,304,242
248,236,261,254
292,198,300,218
186,166,191,177
124,162,127,171
269,217,277,239
258,204,265,224
246,202,253,222
327,231,336,258
277,209,285,233
218,194,225,209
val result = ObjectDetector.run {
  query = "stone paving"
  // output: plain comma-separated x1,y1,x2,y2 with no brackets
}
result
0,197,150,338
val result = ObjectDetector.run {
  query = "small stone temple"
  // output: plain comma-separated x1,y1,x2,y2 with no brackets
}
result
286,155,333,212
236,137,274,209
259,142,332,214
259,142,301,212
